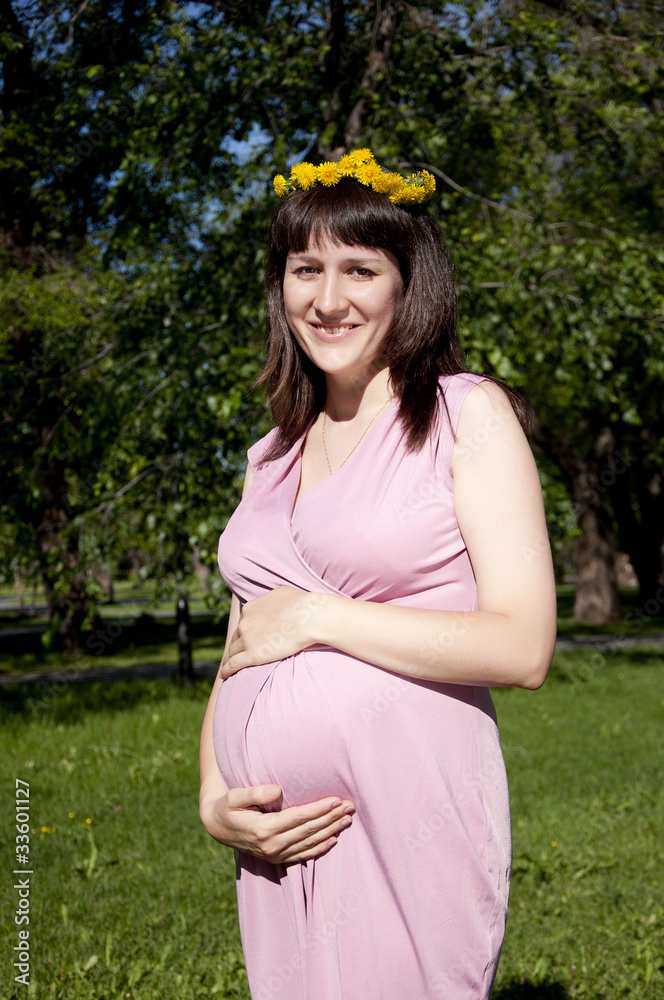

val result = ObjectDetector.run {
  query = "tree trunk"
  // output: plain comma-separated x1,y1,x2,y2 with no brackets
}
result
318,0,403,160
192,545,211,594
530,413,622,624
176,595,195,685
92,562,115,601
571,469,622,623
38,458,101,656
601,426,664,608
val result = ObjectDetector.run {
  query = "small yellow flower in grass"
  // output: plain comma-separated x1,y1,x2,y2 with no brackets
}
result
290,161,318,190
86,817,92,825
41,826,48,833
355,161,384,187
347,148,374,166
316,161,340,186
551,841,558,847
273,174,288,197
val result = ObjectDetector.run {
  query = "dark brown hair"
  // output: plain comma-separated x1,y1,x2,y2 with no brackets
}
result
255,178,529,462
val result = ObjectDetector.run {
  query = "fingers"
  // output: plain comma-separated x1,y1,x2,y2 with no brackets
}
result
263,797,356,863
277,807,355,864
226,787,356,865
227,784,282,809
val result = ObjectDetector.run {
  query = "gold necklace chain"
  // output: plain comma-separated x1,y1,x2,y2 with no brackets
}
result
322,395,394,476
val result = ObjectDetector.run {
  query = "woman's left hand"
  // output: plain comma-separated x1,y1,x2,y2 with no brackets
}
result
220,586,328,679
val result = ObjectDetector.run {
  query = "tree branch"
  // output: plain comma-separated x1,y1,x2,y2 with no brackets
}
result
343,0,403,152
413,161,535,220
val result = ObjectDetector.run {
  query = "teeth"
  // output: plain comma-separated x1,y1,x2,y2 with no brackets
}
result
315,325,357,333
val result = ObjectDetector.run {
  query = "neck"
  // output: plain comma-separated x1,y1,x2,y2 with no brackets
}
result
324,366,393,423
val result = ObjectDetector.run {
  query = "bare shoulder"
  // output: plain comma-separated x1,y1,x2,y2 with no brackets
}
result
453,380,529,476
457,379,519,429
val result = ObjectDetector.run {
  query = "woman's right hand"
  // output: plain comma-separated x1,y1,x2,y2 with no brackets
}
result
200,783,355,865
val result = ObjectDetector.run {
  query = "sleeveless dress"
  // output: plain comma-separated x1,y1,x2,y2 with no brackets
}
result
212,372,512,1000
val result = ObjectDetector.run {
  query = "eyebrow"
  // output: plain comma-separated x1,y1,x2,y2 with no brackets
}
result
286,253,385,266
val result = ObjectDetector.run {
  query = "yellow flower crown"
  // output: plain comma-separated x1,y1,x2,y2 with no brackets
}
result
273,148,436,205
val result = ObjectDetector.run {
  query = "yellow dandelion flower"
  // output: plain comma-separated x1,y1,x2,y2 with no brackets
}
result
273,174,288,197
389,181,410,204
85,817,92,825
316,162,340,186
407,186,427,204
421,170,436,196
355,161,384,187
290,161,318,190
383,173,404,195
551,841,558,847
370,170,395,194
41,826,49,833
337,154,357,176
347,148,374,166
68,812,74,819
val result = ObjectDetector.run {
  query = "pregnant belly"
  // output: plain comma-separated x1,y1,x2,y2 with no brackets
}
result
211,647,490,815
212,647,419,809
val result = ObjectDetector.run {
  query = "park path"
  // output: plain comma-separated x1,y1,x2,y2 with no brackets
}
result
0,633,663,687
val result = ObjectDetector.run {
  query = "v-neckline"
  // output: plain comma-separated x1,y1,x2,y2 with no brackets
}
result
290,396,398,523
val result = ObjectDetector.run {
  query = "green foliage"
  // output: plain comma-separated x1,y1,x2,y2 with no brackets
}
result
2,0,663,635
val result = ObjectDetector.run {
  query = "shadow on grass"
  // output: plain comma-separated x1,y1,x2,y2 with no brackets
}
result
493,980,569,1000
546,645,664,685
0,675,213,725
1,612,228,659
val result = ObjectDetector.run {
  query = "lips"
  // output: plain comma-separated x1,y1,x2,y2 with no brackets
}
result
308,322,361,341
312,324,358,333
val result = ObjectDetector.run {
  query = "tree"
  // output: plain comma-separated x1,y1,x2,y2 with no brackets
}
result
1,0,662,645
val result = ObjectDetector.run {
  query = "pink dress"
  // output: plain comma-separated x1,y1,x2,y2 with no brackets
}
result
212,372,511,1000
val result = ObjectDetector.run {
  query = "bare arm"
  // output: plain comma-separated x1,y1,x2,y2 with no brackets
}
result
199,463,355,863
222,383,557,690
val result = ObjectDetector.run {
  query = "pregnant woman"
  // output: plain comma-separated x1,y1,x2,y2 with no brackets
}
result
199,149,557,1000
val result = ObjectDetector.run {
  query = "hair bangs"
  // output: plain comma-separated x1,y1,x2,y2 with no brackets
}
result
270,180,420,280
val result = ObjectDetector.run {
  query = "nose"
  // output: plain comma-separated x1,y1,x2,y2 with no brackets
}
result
313,271,348,316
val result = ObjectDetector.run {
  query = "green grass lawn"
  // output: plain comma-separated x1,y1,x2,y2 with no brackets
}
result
1,649,662,999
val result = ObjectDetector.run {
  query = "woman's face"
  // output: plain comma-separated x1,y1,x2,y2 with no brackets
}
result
283,236,403,385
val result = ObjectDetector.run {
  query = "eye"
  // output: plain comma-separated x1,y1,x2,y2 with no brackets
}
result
293,266,319,275
351,267,375,277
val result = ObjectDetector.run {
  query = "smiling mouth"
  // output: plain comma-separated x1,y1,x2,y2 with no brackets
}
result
311,323,359,333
